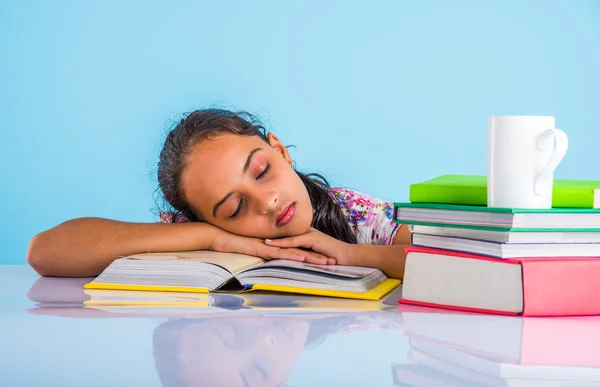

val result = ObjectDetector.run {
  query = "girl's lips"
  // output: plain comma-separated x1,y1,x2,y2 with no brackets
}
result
276,203,296,227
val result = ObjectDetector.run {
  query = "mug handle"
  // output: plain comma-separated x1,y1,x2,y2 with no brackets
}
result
534,128,568,197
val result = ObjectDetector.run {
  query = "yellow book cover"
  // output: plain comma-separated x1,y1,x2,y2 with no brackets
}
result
81,288,397,312
83,288,212,307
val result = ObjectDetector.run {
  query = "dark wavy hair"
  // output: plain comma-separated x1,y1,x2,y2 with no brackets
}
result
157,108,357,244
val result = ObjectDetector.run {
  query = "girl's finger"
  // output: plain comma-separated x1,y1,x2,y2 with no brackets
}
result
302,256,327,265
292,249,329,265
265,236,309,248
259,245,335,266
260,246,305,262
304,255,336,265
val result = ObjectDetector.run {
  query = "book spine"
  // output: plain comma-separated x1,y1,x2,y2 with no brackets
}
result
521,259,600,316
520,317,600,366
409,183,596,208
552,186,595,208
409,183,487,205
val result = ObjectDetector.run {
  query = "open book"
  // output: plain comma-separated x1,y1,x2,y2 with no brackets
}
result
84,250,401,300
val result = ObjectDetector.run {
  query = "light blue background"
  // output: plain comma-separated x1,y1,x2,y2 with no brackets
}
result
2,0,599,264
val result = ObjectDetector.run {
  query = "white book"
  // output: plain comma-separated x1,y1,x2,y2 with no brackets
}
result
412,233,600,258
409,341,600,383
410,224,600,244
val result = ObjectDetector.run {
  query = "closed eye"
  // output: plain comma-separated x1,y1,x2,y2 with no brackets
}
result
253,359,268,379
256,163,270,180
229,162,269,219
230,199,244,219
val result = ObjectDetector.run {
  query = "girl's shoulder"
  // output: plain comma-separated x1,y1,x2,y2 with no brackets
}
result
327,186,396,222
159,211,189,223
333,315,404,335
328,187,395,214
328,187,400,245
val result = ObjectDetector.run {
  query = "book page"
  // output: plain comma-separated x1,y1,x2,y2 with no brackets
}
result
254,259,379,278
124,250,265,274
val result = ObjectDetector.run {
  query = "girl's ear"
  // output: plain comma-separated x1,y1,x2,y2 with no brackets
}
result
267,132,294,166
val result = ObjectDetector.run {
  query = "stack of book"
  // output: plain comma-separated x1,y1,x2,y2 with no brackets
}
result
392,308,600,386
394,174,600,316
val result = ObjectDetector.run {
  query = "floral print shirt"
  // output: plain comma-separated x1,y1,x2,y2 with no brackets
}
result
327,187,400,245
159,187,401,245
333,315,405,334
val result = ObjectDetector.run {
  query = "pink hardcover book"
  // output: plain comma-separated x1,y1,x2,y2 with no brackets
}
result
399,246,600,317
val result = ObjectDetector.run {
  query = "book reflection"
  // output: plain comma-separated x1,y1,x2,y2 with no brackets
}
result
26,276,404,387
393,307,600,386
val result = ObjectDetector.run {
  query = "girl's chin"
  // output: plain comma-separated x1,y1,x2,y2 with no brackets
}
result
282,226,311,238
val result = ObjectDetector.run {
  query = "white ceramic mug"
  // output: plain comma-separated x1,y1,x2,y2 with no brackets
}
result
487,116,568,209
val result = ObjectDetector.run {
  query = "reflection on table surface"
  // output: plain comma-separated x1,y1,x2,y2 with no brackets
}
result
2,265,600,386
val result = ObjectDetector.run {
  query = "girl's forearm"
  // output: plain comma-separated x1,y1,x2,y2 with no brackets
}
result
350,244,408,279
27,218,218,278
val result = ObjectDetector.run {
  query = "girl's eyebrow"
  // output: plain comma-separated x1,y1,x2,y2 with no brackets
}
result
243,147,263,173
212,147,263,217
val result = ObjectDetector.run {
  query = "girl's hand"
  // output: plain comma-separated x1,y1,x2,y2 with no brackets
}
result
264,227,355,266
209,227,336,265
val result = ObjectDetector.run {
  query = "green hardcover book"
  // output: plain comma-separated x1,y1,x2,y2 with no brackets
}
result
409,174,600,208
393,202,600,231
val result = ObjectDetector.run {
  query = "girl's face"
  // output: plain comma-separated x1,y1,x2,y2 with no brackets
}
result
166,316,310,387
180,133,314,239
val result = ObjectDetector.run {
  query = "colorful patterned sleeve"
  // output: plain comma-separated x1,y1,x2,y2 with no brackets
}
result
159,210,190,224
328,187,401,245
333,315,404,335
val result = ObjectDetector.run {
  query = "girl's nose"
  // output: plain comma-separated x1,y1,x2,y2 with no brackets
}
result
257,191,279,214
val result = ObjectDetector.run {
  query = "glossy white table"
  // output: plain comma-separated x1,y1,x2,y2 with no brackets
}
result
2,265,600,387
